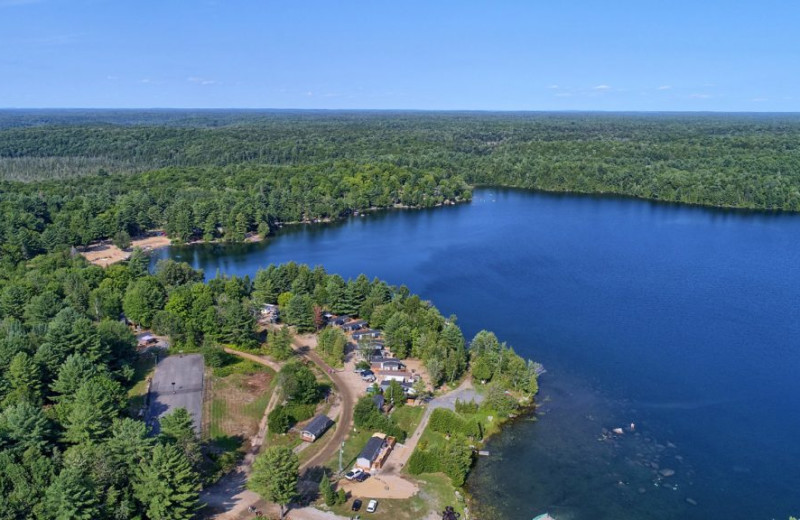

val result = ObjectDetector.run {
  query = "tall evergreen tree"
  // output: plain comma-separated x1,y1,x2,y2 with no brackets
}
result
0,401,51,453
158,408,201,470
133,443,200,520
43,467,101,520
4,351,42,406
63,375,126,444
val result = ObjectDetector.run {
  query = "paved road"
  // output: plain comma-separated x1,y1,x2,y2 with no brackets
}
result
148,354,204,435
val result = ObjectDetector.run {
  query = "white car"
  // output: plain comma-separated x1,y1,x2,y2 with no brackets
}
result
366,499,378,513
345,468,364,481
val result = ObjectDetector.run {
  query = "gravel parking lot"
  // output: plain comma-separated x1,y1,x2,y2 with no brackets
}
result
148,354,205,435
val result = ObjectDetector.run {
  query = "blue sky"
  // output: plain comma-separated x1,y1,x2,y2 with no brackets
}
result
1,0,798,111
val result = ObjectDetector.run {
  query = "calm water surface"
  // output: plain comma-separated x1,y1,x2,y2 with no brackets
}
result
152,189,800,520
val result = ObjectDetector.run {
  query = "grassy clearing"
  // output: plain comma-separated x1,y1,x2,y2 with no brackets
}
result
391,405,424,435
126,351,158,416
326,429,372,474
206,356,275,448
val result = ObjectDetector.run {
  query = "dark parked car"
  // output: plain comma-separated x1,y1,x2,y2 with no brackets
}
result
352,499,362,511
355,472,370,482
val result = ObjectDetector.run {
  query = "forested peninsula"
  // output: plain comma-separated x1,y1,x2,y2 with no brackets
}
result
2,110,800,265
0,250,539,519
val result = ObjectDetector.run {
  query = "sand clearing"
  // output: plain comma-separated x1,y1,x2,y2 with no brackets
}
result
339,473,419,499
81,233,171,267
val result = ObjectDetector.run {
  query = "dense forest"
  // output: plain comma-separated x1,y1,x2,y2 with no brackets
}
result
2,110,800,264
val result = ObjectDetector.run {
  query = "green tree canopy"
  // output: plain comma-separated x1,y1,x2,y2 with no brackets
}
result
249,446,299,520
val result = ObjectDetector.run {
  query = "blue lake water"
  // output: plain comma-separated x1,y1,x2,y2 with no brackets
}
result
152,189,800,519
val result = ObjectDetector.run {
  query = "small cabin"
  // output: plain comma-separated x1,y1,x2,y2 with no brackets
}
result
342,320,368,332
372,359,405,372
328,315,349,327
300,415,334,443
352,329,381,340
355,434,396,471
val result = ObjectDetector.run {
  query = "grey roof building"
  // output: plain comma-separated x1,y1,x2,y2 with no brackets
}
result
300,414,334,442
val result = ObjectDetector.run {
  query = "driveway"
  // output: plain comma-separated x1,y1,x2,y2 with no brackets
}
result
385,379,483,470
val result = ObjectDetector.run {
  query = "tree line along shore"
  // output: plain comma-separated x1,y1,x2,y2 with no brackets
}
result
3,110,800,266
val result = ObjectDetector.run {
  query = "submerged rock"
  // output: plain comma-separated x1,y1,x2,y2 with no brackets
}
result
659,468,676,477
686,498,698,506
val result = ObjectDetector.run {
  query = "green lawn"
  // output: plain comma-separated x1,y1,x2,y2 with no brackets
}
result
390,405,424,435
127,352,157,416
326,429,372,474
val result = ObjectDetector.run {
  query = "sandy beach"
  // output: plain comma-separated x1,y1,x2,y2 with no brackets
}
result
81,233,172,267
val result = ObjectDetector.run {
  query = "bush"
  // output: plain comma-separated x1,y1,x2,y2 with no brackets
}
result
407,449,440,475
481,384,518,417
454,399,479,415
428,408,482,439
268,406,291,434
284,402,315,424
407,439,474,486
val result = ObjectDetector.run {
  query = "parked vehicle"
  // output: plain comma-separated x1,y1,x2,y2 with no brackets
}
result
345,468,364,481
352,499,362,511
355,472,370,482
366,499,378,513
360,370,376,382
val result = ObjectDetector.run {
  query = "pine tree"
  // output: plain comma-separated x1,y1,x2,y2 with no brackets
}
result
158,408,201,470
249,446,299,520
43,467,101,520
284,294,315,333
63,375,126,444
4,351,42,406
107,418,154,475
0,401,51,453
133,443,200,520
319,472,336,506
49,354,97,402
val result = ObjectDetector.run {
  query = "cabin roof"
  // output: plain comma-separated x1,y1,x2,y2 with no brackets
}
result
301,415,333,437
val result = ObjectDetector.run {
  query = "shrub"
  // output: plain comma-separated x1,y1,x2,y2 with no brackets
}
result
284,403,315,424
268,406,291,434
428,408,482,439
407,449,440,475
454,399,479,415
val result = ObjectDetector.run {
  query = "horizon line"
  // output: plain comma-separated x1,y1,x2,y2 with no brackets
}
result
2,107,800,115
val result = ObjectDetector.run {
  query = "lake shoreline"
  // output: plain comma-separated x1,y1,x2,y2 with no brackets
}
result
151,188,800,520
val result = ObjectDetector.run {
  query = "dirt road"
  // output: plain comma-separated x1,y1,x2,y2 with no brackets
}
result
208,335,357,519
292,334,356,473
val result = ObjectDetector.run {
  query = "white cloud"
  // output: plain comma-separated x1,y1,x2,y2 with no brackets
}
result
139,78,152,84
554,92,572,97
547,84,560,89
187,76,217,85
751,97,768,102
106,75,118,80
593,84,611,91
689,93,712,99
657,85,672,90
